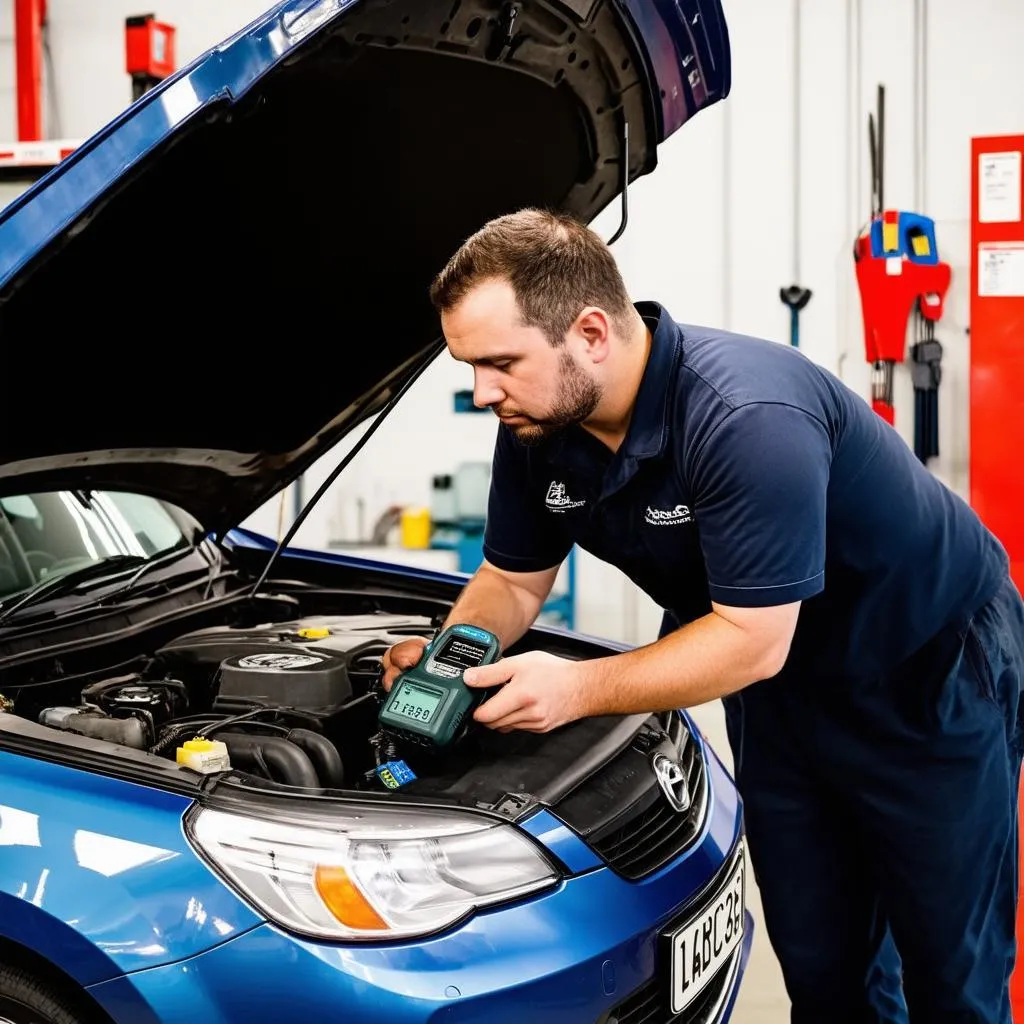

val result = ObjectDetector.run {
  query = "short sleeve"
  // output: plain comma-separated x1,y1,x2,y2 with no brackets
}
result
482,427,573,573
689,402,830,607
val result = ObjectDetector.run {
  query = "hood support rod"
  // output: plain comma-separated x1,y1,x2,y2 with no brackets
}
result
606,118,630,246
247,340,446,600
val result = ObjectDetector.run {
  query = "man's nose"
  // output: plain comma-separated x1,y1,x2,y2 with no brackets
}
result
473,371,504,409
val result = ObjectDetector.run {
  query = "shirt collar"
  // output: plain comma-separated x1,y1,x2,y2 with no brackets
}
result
621,300,681,460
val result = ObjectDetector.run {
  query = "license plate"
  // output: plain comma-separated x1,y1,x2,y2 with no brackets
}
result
668,848,745,1014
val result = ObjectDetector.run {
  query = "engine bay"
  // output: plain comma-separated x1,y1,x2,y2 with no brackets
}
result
13,612,447,793
0,594,665,816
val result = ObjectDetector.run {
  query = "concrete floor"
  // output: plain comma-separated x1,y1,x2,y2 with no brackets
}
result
688,699,790,1023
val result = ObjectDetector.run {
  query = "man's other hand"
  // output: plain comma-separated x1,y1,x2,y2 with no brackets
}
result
381,636,429,691
464,651,584,733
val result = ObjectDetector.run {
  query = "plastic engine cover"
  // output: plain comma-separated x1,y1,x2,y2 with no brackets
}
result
215,651,353,715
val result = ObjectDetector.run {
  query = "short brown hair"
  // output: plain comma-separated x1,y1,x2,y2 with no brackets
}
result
429,208,634,345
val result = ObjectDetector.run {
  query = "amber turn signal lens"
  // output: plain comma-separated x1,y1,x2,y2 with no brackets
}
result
314,865,389,931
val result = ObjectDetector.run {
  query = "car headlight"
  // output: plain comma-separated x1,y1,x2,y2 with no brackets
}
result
186,804,560,941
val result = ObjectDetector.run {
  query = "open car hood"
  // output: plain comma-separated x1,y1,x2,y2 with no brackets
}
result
0,0,730,537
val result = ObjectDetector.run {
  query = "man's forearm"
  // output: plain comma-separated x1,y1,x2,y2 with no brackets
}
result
443,562,552,650
574,610,786,715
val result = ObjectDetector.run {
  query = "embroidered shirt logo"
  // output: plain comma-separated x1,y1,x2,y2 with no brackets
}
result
545,481,586,513
644,503,693,526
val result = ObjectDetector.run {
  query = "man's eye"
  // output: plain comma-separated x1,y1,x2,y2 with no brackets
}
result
493,361,512,371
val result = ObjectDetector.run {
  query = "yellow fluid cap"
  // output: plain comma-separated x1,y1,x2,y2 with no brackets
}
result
180,737,217,754
176,737,231,773
297,626,331,639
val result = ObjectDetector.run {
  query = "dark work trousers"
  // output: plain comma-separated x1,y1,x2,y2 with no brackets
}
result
662,576,1024,1023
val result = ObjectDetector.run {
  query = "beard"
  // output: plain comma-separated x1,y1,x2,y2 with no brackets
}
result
504,350,602,446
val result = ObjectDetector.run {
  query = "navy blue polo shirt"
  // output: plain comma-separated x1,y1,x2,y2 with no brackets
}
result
482,302,1008,682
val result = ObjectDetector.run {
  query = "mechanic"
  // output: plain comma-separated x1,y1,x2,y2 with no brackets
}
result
381,208,1024,1024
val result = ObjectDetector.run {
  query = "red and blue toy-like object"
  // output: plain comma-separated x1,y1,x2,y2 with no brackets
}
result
854,208,952,425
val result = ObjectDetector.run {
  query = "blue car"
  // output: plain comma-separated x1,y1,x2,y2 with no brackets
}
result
0,1,747,1021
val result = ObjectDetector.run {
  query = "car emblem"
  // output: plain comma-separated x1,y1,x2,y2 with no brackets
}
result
652,753,691,813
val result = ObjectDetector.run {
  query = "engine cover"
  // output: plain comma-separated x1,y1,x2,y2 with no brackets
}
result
157,614,434,719
215,651,352,716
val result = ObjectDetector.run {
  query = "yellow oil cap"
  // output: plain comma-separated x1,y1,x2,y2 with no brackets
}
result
297,626,331,639
177,737,231,774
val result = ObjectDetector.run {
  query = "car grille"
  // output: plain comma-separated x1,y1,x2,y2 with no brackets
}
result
587,721,707,880
602,949,740,1024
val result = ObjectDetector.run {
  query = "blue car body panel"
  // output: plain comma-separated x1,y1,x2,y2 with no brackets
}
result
90,922,754,1024
0,753,263,986
82,751,747,1023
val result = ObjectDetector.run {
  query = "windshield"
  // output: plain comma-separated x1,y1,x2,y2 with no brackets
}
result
0,490,191,600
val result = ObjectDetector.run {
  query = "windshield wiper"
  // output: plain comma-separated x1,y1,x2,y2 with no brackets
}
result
0,555,148,627
96,538,217,605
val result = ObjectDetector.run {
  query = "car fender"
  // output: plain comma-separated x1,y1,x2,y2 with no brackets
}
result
0,752,263,986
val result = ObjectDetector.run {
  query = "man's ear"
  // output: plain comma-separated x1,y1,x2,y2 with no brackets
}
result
572,306,612,364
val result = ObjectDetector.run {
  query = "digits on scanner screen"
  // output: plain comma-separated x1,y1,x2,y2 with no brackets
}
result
392,680,443,723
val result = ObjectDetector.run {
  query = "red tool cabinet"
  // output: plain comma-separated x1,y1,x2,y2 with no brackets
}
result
971,134,1024,1022
970,135,1024,592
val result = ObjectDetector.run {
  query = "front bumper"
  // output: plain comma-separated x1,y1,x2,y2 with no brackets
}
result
88,743,751,1024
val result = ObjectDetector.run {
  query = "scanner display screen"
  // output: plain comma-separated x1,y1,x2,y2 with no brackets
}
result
391,680,443,723
433,635,489,671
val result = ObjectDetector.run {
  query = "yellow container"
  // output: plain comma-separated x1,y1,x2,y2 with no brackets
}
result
400,506,431,549
176,737,231,774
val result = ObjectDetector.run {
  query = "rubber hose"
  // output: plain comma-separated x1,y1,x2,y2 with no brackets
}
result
286,728,345,788
150,719,220,756
219,732,319,788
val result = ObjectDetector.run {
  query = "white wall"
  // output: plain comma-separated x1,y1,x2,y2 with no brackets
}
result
2,0,1022,644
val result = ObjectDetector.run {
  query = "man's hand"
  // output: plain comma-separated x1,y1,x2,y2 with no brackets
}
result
464,651,585,733
380,636,429,691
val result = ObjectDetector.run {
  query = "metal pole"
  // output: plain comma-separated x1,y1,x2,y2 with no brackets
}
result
15,0,45,142
792,0,801,284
